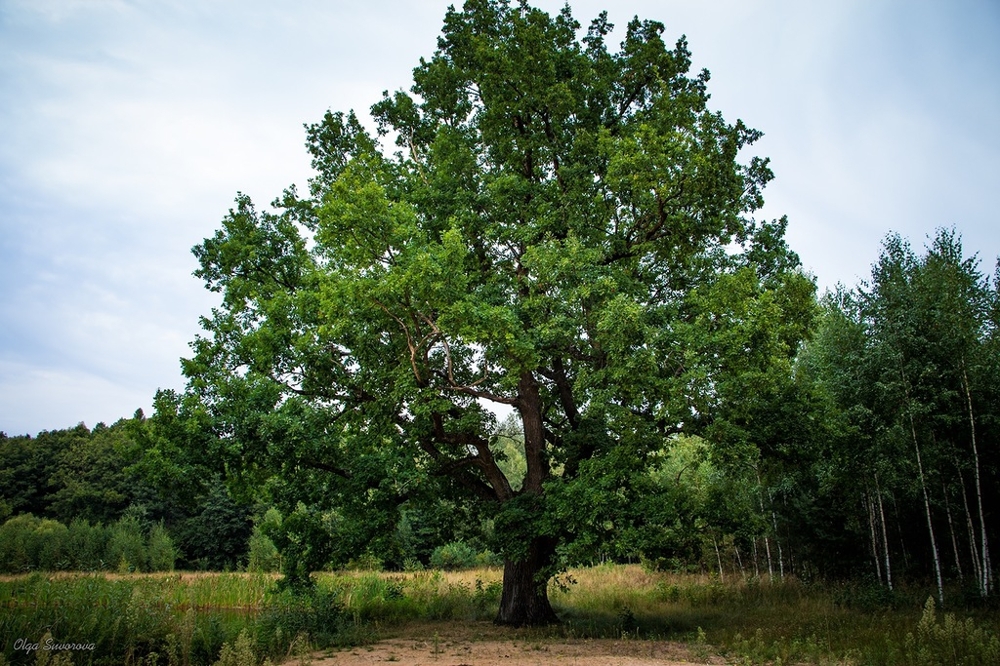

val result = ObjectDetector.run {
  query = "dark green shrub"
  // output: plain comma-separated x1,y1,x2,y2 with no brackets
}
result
255,588,344,658
0,514,40,572
429,541,479,570
147,522,176,571
33,518,70,570
246,524,281,573
66,519,110,570
105,514,148,572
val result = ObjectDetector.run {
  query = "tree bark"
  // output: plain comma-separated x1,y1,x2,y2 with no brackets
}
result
713,533,725,581
904,385,944,605
957,464,983,590
493,371,559,627
517,370,548,494
875,473,893,591
961,359,991,596
495,536,559,626
771,508,785,580
865,489,883,585
943,481,964,582
755,470,774,579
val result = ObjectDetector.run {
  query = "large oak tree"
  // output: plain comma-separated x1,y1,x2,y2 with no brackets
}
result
185,0,813,625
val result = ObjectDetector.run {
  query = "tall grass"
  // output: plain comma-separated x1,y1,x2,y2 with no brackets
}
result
2,566,997,665
0,573,340,665
549,565,1000,665
315,568,504,624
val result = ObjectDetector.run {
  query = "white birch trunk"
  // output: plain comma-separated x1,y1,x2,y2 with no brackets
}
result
875,473,893,591
906,395,944,605
866,490,883,585
943,481,963,582
961,360,991,596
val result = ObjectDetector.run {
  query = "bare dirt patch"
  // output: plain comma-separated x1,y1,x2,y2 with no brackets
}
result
284,622,722,666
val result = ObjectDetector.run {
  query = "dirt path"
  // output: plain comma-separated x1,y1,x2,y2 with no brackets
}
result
286,622,723,666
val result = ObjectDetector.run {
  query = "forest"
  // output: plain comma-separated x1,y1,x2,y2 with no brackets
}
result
1,0,997,664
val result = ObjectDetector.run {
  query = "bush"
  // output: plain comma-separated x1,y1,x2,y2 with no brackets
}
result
899,597,1000,665
247,524,281,572
0,513,176,573
0,514,39,572
429,541,479,570
147,522,177,571
106,514,148,572
255,588,344,656
33,518,71,570
66,518,110,570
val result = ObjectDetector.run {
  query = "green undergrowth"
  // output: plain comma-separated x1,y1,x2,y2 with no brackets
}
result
546,565,1000,665
0,573,346,665
0,570,504,665
1,567,998,665
315,570,503,625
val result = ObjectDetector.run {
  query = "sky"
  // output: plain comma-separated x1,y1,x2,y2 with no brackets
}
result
1,0,998,437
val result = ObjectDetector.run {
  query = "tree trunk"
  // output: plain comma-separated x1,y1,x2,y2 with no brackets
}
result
875,473,893,591
866,490,883,585
713,534,725,581
961,359,991,596
943,481,963,582
957,464,983,589
772,509,785,580
495,537,559,626
494,371,560,626
905,390,944,605
755,471,774,579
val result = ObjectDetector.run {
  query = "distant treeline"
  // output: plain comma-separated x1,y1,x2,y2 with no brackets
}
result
0,418,255,572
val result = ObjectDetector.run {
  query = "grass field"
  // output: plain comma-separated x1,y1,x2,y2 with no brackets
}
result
1,566,997,665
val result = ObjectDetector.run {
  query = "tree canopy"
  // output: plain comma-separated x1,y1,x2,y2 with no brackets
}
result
185,0,814,625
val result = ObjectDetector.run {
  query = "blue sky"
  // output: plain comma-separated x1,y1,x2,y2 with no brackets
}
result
1,0,998,436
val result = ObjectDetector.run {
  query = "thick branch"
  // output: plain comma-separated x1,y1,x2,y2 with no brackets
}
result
548,357,579,428
431,412,514,501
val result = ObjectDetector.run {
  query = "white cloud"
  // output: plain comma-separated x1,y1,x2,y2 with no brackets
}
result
1,0,997,434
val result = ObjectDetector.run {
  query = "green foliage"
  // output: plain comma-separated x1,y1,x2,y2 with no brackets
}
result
269,504,335,592
0,514,46,572
211,629,260,666
147,522,177,572
794,229,999,588
106,511,149,573
429,541,480,570
47,424,140,525
247,525,281,573
0,513,177,574
65,519,111,571
175,478,254,571
0,425,89,519
0,407,251,574
249,507,284,570
900,597,1000,665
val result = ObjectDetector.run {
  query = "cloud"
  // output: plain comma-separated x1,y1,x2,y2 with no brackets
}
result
1,0,997,434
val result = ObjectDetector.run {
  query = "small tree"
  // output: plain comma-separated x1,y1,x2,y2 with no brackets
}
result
186,0,813,624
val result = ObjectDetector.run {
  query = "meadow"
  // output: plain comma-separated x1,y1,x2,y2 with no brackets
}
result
1,566,998,665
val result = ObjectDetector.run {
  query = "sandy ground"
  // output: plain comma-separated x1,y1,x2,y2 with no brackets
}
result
283,622,723,666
